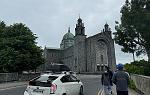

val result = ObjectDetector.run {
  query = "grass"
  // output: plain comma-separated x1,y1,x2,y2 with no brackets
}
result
129,79,136,90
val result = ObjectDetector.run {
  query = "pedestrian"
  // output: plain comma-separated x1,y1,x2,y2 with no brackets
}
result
101,66,113,95
112,63,130,95
105,66,113,84
106,66,113,93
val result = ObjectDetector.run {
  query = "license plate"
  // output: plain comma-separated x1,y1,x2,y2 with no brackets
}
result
33,89,44,93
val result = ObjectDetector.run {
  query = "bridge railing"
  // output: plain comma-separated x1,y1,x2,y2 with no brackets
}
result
0,73,19,83
0,73,40,83
131,74,150,95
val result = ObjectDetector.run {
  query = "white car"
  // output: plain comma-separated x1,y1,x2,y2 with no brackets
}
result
24,73,83,95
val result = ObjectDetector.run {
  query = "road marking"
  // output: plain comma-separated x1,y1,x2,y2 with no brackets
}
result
97,88,103,95
97,90,100,95
0,85,26,91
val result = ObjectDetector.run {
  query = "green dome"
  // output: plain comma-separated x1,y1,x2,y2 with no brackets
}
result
63,32,74,40
60,28,74,49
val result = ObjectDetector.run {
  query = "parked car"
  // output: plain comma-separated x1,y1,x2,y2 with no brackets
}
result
24,73,83,95
45,64,71,72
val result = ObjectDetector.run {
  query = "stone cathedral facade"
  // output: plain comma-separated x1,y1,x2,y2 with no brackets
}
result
43,17,116,73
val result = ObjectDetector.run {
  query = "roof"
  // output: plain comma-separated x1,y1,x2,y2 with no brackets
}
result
45,47,61,50
41,73,65,77
63,32,74,40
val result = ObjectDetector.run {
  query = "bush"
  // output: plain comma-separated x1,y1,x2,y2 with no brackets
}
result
124,60,150,76
129,79,136,90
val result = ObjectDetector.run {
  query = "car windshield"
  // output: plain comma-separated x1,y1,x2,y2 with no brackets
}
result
37,76,58,82
29,76,58,87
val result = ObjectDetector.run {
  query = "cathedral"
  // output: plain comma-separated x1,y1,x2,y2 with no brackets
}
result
43,17,116,73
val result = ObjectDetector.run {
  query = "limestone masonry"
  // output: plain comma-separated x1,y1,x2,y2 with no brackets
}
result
43,17,116,73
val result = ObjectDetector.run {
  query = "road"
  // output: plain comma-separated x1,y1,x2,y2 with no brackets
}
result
79,75,102,95
0,75,102,95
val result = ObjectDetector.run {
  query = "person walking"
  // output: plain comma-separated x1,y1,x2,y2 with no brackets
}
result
112,63,130,95
101,66,113,95
106,66,113,85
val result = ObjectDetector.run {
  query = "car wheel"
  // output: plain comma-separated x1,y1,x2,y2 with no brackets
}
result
79,86,84,95
62,93,67,95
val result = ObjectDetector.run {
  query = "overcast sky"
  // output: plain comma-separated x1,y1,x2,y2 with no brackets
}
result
0,0,147,64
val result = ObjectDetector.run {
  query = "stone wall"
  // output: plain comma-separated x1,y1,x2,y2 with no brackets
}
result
19,73,40,81
61,46,74,71
0,73,40,83
0,73,19,83
85,32,116,73
131,74,150,95
44,48,61,64
74,35,86,73
86,36,96,72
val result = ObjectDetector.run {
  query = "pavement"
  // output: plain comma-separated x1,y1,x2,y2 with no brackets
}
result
0,81,28,90
99,84,140,95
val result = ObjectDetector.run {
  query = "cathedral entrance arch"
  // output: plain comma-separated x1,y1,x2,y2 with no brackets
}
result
95,40,108,72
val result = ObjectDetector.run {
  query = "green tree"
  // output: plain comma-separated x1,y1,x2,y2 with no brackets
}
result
124,63,144,75
114,0,150,61
124,60,150,76
0,21,44,72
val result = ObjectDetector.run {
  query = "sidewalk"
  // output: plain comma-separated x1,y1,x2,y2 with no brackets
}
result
99,85,140,95
112,85,140,95
0,81,28,90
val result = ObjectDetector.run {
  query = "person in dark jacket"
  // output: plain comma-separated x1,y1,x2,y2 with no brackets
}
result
101,66,113,95
112,63,130,95
106,66,113,86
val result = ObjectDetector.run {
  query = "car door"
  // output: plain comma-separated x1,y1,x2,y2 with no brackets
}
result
60,75,75,95
69,75,81,95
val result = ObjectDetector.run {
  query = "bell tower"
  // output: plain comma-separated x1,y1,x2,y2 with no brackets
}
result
74,17,87,73
103,23,112,37
75,17,85,36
